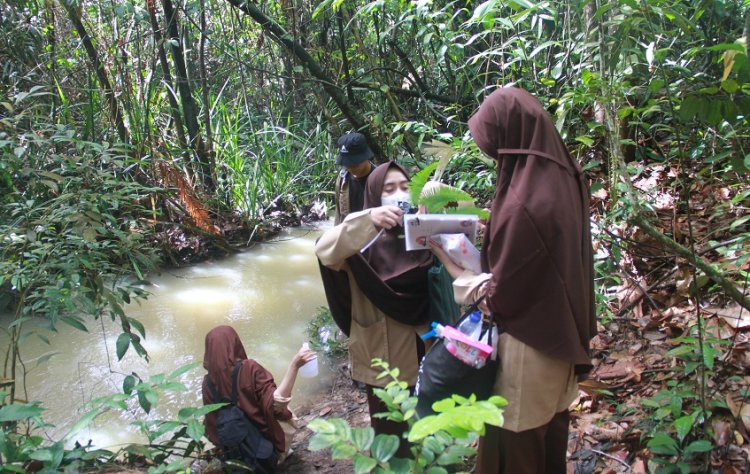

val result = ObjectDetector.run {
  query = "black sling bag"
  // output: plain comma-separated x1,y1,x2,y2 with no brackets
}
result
206,362,278,473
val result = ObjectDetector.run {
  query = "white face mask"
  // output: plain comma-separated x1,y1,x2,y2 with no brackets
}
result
381,190,411,209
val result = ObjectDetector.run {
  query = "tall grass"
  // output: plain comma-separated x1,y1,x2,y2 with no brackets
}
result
211,97,335,221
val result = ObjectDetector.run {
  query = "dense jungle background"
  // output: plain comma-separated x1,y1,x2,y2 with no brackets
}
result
2,0,750,472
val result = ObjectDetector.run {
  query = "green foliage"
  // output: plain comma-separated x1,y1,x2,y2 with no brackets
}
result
633,321,735,472
308,359,506,473
0,89,161,374
0,364,213,473
306,306,348,358
213,112,333,221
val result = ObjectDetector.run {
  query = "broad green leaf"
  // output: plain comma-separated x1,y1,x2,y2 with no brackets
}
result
0,402,44,422
722,79,740,94
351,427,375,451
683,439,712,455
678,96,700,121
647,433,678,455
370,434,399,463
308,418,336,434
187,419,204,442
169,362,200,379
674,415,694,442
387,457,414,473
183,403,225,419
129,317,147,339
123,375,136,394
147,421,180,440
116,333,130,360
332,443,358,460
426,467,449,474
29,448,53,462
61,316,88,332
352,453,377,474
330,418,352,439
308,433,338,451
64,409,101,441
423,436,443,454
178,407,196,421
137,389,152,413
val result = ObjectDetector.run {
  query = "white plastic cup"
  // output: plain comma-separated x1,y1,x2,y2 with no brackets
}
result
298,342,318,378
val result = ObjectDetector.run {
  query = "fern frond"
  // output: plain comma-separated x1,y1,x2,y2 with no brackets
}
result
420,187,474,213
408,161,439,205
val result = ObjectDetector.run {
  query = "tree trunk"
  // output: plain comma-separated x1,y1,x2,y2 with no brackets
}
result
59,0,129,144
146,0,189,154
199,0,214,157
161,0,214,191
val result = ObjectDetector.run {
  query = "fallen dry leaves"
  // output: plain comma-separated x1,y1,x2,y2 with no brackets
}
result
567,164,750,473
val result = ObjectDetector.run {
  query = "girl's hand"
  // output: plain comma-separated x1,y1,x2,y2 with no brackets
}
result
476,283,491,315
427,237,451,266
293,347,317,369
428,237,465,279
370,206,403,229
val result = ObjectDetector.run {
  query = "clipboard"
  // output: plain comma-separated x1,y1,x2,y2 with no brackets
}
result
403,214,479,251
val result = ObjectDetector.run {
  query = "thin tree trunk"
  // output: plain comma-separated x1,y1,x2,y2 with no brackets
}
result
145,0,189,154
45,2,58,124
161,0,214,191
336,11,355,102
59,0,129,144
199,0,213,157
630,214,750,312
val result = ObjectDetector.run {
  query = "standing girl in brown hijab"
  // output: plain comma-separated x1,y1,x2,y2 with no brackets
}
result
430,87,596,473
316,162,432,449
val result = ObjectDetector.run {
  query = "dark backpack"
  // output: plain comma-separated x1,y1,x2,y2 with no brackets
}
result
207,362,278,474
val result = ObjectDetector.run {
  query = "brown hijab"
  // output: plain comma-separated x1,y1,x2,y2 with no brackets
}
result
341,162,433,325
468,87,596,370
201,325,288,452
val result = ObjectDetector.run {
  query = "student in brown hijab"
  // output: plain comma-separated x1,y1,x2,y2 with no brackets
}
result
316,162,432,448
430,87,596,473
202,326,316,464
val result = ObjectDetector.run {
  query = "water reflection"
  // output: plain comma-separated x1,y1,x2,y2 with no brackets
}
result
0,226,332,450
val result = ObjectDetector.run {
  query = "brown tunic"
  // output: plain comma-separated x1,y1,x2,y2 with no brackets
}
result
316,210,428,385
201,326,290,454
468,87,596,370
317,162,432,386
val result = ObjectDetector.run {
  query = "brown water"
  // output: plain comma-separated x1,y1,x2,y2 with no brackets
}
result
1,225,334,450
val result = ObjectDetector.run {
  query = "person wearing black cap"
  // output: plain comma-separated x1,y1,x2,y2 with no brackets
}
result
334,132,376,224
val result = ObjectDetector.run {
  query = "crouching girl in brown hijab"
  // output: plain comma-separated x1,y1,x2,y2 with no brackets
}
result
430,88,596,473
316,162,432,452
202,326,316,466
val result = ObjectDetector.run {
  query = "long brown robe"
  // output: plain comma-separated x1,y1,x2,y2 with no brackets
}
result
201,325,290,454
468,87,596,473
468,87,596,371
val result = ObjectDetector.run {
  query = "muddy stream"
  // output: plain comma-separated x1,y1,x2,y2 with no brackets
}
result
1,226,334,451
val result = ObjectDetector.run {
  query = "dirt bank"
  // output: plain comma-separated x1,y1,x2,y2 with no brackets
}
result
280,360,368,474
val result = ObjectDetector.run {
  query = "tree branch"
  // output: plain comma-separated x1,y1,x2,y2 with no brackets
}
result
629,213,750,311
224,0,383,158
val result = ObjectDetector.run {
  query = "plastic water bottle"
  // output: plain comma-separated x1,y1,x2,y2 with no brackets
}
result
298,342,318,378
457,311,482,341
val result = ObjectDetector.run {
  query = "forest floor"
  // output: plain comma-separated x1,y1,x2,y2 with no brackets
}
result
274,299,749,474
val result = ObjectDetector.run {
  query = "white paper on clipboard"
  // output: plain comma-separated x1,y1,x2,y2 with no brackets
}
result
403,214,479,251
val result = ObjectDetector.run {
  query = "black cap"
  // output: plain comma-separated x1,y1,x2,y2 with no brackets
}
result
336,132,374,167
